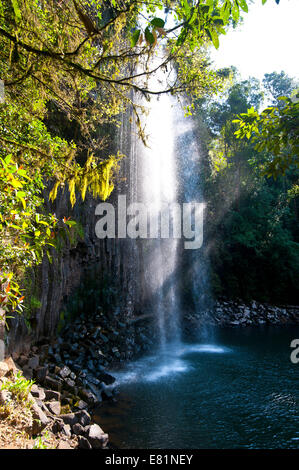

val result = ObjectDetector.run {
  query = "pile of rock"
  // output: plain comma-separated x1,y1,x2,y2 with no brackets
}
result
55,307,157,373
3,349,112,448
2,306,159,448
0,355,111,449
184,299,299,330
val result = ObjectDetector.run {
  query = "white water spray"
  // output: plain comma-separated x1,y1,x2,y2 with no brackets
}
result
137,91,181,351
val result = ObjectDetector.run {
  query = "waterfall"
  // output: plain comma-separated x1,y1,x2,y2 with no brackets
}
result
136,92,181,351
115,58,211,355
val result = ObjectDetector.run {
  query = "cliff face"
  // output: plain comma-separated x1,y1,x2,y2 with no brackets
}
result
7,113,141,353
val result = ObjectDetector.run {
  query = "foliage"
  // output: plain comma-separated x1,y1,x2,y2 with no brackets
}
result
0,0,281,320
263,71,298,107
0,371,34,402
33,431,50,449
197,71,299,303
234,96,299,178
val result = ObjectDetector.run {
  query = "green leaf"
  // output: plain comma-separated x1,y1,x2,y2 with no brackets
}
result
238,0,248,13
182,0,190,15
199,4,210,14
11,0,22,23
64,220,76,227
213,18,224,26
231,3,240,22
4,154,12,165
130,29,141,48
150,18,165,28
210,29,219,49
145,27,155,45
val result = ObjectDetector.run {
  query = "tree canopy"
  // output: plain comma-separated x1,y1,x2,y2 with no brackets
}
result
196,71,299,303
0,0,283,319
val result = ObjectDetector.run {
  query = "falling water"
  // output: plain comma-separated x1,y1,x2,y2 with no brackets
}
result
117,52,212,356
137,91,181,352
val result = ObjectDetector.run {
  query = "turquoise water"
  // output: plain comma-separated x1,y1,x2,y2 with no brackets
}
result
94,327,299,449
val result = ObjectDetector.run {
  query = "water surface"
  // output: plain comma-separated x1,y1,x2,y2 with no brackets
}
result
94,327,299,449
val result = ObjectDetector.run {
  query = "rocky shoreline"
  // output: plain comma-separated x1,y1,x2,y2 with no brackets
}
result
1,298,298,448
0,305,156,449
184,299,298,336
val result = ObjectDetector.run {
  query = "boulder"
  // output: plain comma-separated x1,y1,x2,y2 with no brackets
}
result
78,388,99,406
31,384,46,401
30,396,50,434
77,410,91,427
78,435,92,449
98,371,115,385
59,366,71,379
0,361,9,378
76,400,88,410
88,424,109,449
28,355,39,370
45,389,61,401
61,424,72,438
51,420,64,434
72,423,85,435
44,375,62,391
46,401,61,416
22,366,33,380
60,410,90,427
60,413,77,427
4,357,18,373
35,366,48,383
17,355,28,367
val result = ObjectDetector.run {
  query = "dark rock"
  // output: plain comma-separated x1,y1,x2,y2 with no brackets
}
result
60,413,77,426
64,378,75,389
76,400,88,410
28,355,39,370
99,333,109,343
78,388,99,405
45,389,61,401
35,366,48,383
17,355,28,367
44,375,62,391
22,366,33,380
87,382,102,403
78,435,92,449
77,410,91,427
51,420,64,434
98,371,115,385
60,410,91,427
72,423,85,435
